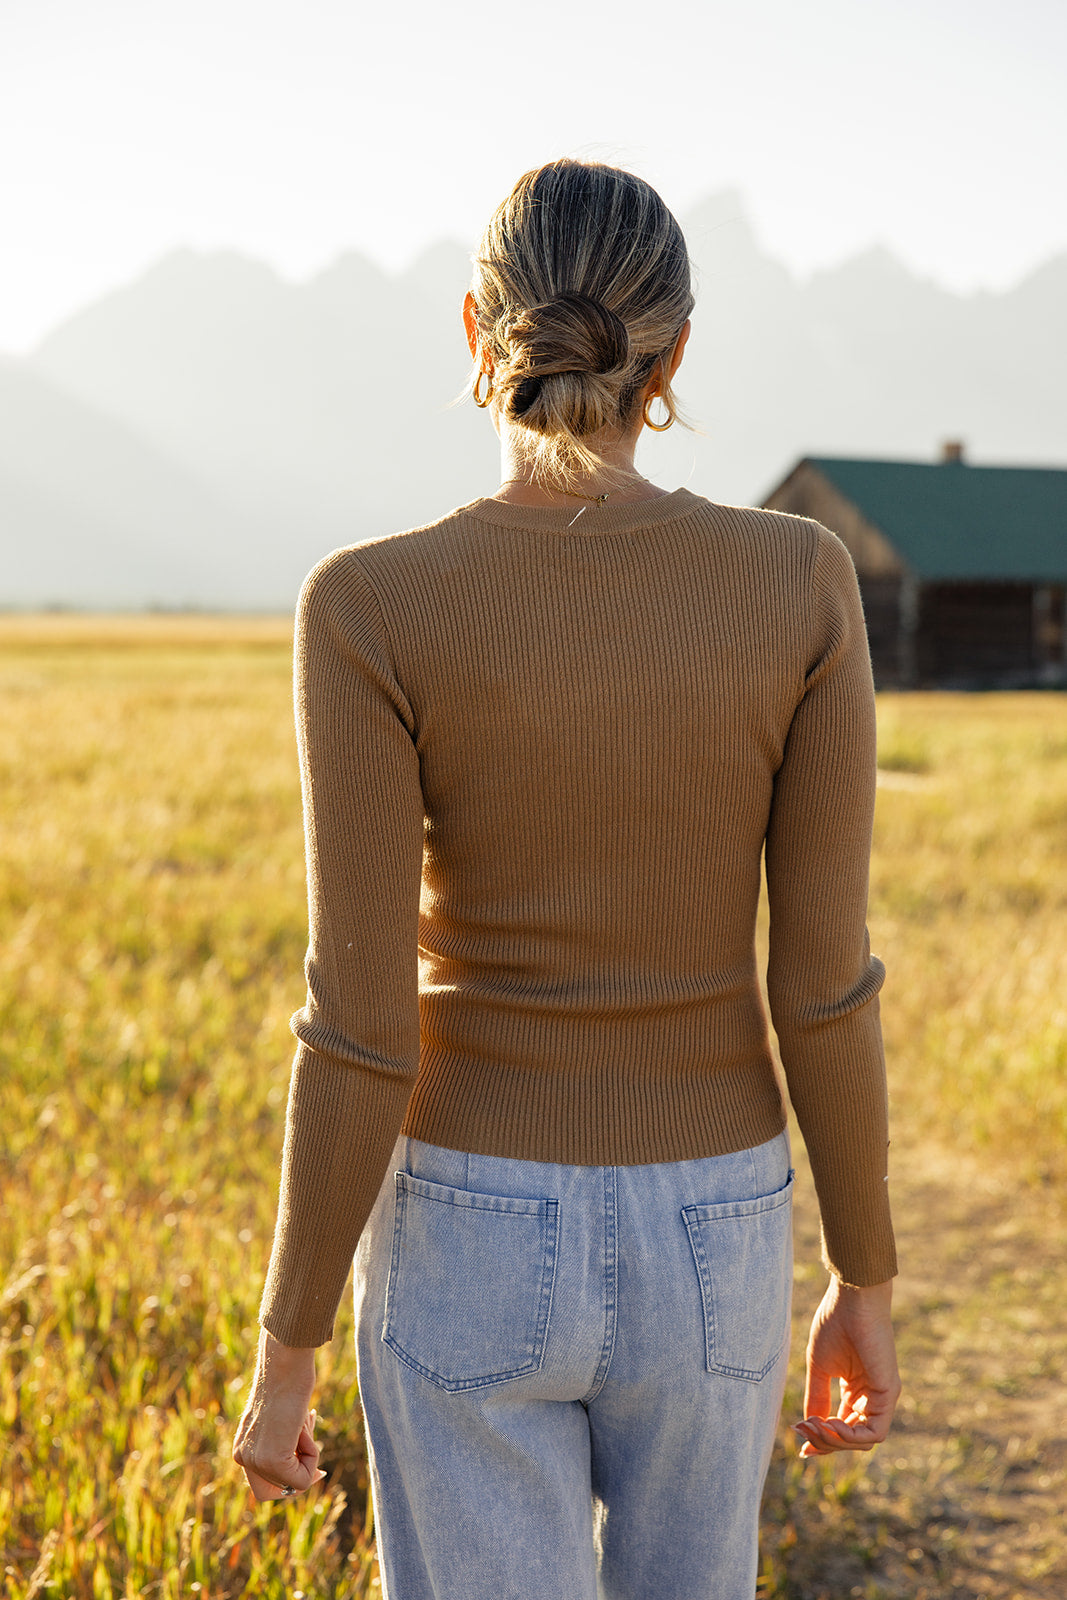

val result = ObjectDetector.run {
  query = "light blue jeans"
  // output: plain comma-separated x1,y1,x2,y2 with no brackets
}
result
353,1130,794,1600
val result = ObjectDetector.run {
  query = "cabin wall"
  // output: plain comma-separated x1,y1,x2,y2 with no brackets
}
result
918,584,1034,686
858,581,1067,689
855,577,906,686
1034,585,1067,684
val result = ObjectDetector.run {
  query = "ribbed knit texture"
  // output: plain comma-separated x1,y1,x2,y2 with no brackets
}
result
260,488,897,1346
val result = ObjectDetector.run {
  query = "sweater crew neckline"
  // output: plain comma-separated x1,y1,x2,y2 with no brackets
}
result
461,486,708,537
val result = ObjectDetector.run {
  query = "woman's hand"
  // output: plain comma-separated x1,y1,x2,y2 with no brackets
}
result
794,1277,900,1458
232,1327,327,1500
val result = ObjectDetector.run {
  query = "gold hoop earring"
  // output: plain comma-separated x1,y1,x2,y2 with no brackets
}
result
642,394,673,432
473,371,494,408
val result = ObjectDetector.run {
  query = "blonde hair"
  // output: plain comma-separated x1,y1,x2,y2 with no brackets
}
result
470,160,695,487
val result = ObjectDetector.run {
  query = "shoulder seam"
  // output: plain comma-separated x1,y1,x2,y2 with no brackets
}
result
338,548,404,686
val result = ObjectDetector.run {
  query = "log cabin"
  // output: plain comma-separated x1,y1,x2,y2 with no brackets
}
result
763,445,1067,688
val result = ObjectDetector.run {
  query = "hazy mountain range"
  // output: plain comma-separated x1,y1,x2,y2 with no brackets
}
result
4,191,1065,608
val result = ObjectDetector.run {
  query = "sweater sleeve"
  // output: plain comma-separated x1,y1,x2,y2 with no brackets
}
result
259,550,425,1346
764,527,897,1287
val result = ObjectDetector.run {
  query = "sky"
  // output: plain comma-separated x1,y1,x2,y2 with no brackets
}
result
1,0,1065,354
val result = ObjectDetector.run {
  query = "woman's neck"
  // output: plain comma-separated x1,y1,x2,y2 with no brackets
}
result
492,477,669,508
491,428,669,507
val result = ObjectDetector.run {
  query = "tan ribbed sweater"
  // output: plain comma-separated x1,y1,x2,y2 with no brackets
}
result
260,488,896,1347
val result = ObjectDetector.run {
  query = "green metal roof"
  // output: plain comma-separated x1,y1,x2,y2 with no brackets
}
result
807,457,1067,581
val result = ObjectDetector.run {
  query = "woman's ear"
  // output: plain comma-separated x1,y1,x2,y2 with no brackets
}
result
463,291,479,361
641,320,692,407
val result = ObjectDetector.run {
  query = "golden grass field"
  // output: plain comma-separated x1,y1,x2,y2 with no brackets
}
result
1,615,1065,1599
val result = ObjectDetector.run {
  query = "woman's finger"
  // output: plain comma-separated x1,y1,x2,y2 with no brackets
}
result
793,1413,888,1456
243,1463,295,1501
296,1411,319,1459
239,1457,327,1500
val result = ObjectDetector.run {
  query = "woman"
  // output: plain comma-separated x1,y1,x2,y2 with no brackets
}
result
234,159,900,1600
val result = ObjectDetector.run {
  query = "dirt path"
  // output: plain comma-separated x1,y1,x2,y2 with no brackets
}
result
761,1138,1067,1598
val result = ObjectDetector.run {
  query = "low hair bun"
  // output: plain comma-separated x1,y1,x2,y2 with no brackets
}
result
510,292,629,378
498,293,632,437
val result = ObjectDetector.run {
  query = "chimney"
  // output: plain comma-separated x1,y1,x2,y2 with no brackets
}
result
940,440,965,464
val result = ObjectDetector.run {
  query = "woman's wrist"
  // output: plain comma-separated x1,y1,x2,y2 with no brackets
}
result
257,1326,318,1382
827,1278,894,1316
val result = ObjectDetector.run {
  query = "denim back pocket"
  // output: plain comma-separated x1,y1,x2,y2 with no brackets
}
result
382,1171,559,1392
681,1170,794,1382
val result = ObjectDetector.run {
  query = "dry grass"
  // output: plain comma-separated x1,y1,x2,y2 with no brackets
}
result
760,691,1067,1599
1,617,1064,1597
0,617,375,1598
